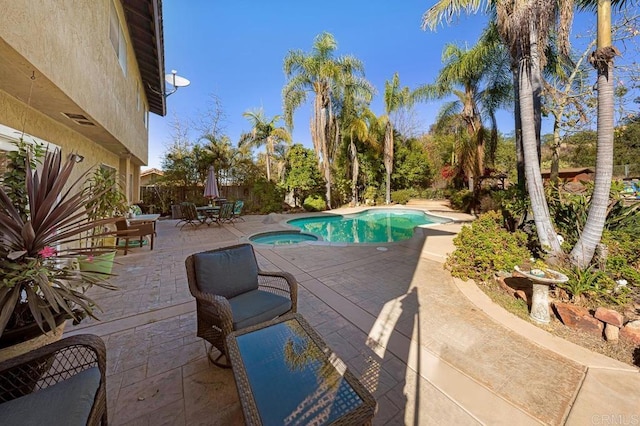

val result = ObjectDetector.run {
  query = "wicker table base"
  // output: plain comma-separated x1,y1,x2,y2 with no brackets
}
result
226,313,377,425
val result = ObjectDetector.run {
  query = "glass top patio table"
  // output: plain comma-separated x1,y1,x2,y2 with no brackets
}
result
226,313,377,425
196,206,220,224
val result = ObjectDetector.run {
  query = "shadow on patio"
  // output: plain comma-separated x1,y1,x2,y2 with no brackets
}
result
64,208,589,425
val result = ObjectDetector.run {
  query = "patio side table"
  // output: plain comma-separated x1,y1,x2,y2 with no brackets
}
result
226,313,377,425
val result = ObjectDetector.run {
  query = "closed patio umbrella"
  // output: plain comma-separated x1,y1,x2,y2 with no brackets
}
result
204,165,220,205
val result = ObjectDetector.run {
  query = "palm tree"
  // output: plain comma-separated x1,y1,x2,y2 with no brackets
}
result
345,116,369,205
423,2,573,258
283,32,373,209
424,0,629,266
382,73,412,204
415,31,511,190
239,108,291,182
569,0,623,267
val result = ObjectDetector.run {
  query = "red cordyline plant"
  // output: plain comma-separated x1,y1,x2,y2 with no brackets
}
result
0,148,118,338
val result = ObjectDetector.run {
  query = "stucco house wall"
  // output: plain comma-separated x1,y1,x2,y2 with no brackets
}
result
0,0,164,202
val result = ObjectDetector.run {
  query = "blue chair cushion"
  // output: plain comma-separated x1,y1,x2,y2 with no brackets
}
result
0,366,100,426
229,289,292,330
194,245,259,299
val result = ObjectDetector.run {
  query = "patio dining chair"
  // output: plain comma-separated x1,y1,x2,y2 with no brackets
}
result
185,243,298,367
230,200,245,222
0,334,107,426
216,201,235,224
179,202,207,229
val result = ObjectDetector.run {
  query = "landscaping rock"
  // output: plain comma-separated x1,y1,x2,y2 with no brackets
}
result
553,302,604,337
620,320,640,345
594,307,624,327
604,323,619,342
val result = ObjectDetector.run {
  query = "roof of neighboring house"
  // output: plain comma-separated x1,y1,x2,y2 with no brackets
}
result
141,168,164,177
122,0,166,116
540,167,594,176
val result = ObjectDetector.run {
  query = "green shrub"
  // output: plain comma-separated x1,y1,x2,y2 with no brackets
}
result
446,211,532,282
391,189,413,205
495,186,529,232
449,189,474,212
251,179,285,214
556,264,626,305
602,230,640,288
478,191,501,213
303,195,327,212
362,186,379,205
420,188,447,200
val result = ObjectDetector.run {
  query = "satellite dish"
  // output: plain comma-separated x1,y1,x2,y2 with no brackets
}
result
165,70,190,88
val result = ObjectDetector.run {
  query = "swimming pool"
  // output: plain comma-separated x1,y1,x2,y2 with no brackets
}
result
287,209,451,244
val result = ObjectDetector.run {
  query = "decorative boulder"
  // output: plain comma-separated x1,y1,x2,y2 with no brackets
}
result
594,307,624,328
553,302,604,338
620,320,640,345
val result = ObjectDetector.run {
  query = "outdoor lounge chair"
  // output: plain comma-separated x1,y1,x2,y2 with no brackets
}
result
115,217,154,255
0,334,107,426
185,243,298,367
231,200,245,222
179,202,207,229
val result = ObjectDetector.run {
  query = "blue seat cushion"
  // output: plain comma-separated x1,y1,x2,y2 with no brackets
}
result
0,366,101,426
194,245,259,299
229,289,292,330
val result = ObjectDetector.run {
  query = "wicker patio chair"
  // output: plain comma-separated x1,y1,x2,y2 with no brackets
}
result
185,243,298,367
115,217,154,255
0,334,107,426
179,202,207,229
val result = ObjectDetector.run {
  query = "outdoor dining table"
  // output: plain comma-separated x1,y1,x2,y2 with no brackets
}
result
196,206,220,225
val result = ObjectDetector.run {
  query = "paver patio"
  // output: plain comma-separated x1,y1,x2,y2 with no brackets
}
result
65,202,640,425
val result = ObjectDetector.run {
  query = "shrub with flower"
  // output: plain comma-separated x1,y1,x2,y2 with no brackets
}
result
0,145,117,338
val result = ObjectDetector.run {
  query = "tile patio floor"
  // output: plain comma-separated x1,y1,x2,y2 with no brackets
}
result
65,202,640,425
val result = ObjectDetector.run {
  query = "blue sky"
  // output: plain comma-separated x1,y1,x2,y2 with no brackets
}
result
145,1,616,170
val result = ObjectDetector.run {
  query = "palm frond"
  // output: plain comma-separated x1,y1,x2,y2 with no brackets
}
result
422,0,490,31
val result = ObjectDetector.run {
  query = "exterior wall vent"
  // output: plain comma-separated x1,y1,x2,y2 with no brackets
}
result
62,112,95,126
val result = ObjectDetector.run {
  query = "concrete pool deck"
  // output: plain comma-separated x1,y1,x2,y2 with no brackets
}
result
65,200,640,425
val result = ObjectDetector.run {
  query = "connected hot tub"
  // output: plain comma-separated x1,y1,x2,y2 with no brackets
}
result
249,230,319,245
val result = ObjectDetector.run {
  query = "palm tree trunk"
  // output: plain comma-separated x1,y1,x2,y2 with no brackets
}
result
476,122,485,178
550,118,561,184
570,0,616,267
265,136,273,181
312,93,332,209
350,134,359,206
512,65,526,190
384,122,394,204
520,24,562,257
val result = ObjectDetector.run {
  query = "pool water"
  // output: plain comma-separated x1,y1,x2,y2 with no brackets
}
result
287,209,450,243
249,231,319,245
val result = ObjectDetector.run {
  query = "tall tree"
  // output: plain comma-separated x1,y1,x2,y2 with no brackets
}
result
423,1,574,258
239,109,291,182
283,32,372,208
569,0,629,267
345,116,369,205
382,73,413,204
415,29,511,190
424,0,632,266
